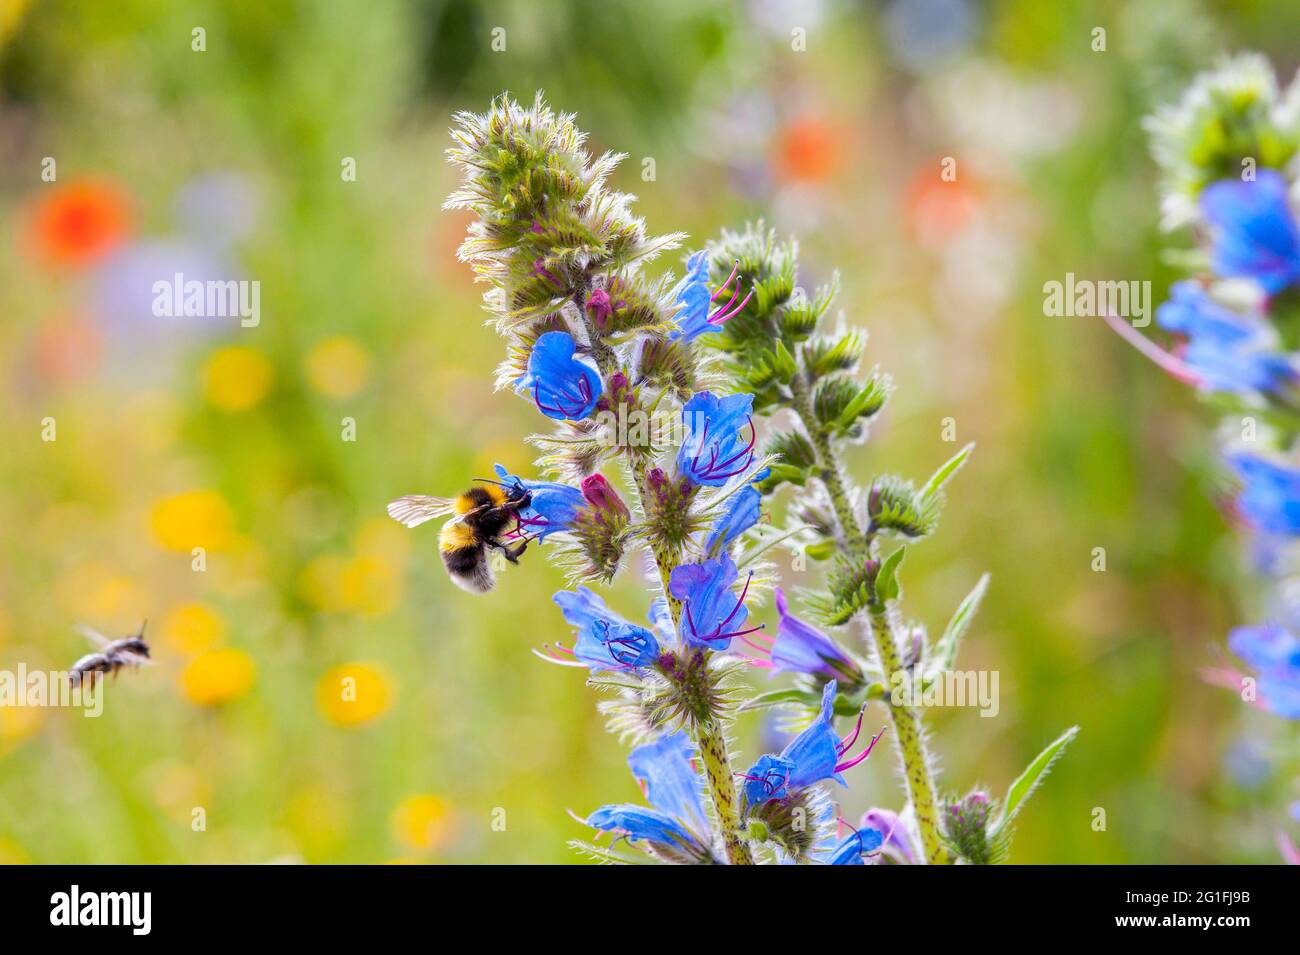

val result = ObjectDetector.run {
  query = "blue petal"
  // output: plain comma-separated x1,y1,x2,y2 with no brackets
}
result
585,804,696,848
826,826,885,865
780,680,845,788
1227,453,1300,535
669,553,748,651
677,392,756,488
669,251,713,343
1156,283,1294,394
741,753,794,805
554,587,659,671
518,331,603,420
494,463,584,540
1228,622,1300,671
1201,171,1300,295
627,731,708,835
704,484,762,557
770,587,858,680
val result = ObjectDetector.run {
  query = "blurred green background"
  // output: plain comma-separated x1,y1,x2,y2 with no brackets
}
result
1,0,1298,864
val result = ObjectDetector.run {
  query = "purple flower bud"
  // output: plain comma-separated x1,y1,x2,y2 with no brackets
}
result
581,473,628,519
586,288,613,330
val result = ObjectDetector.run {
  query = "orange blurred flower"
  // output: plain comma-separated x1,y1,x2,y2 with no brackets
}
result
24,179,131,268
775,115,843,184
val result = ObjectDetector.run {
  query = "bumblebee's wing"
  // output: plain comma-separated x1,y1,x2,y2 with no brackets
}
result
386,495,457,528
74,624,111,649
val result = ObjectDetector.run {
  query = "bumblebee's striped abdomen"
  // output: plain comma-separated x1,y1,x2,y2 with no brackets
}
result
439,520,493,593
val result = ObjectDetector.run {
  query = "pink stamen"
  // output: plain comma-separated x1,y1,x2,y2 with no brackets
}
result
709,286,755,324
711,261,739,301
837,706,867,756
1100,312,1202,386
834,725,888,773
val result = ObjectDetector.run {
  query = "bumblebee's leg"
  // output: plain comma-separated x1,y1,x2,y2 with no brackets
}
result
487,539,528,564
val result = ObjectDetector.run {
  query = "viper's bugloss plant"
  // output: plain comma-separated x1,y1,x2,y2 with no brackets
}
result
420,93,1076,864
1113,54,1300,856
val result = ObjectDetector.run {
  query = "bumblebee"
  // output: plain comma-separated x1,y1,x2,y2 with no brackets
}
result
69,622,151,687
387,479,533,593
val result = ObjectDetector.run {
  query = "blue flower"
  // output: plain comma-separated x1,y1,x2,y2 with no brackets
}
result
584,731,713,860
553,587,660,671
1155,282,1293,394
493,464,584,541
765,587,864,683
669,252,754,342
741,681,886,806
668,553,761,651
1226,453,1300,535
1201,170,1300,295
517,330,602,420
669,251,713,342
823,825,885,865
1228,622,1300,719
861,807,918,864
677,391,757,487
703,484,762,557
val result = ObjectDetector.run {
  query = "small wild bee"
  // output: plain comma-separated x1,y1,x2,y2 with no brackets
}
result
387,478,533,593
69,622,151,687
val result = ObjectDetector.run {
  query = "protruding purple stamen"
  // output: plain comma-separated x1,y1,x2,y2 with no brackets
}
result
709,285,755,325
711,260,740,302
834,725,888,773
838,706,867,756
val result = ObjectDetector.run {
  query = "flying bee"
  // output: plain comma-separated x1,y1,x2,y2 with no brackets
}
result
68,622,151,688
387,478,534,594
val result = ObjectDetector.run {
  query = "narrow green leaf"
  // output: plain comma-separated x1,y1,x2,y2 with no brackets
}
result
930,573,990,672
920,442,974,502
874,546,906,603
991,726,1079,836
740,688,817,712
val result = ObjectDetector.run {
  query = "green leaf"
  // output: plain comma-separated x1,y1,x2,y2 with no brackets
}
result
930,573,990,672
874,546,906,604
803,539,837,561
920,443,974,502
990,726,1079,837
772,339,798,384
740,688,817,712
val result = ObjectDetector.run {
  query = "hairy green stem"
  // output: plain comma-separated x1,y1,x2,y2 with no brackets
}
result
583,306,752,865
790,371,949,864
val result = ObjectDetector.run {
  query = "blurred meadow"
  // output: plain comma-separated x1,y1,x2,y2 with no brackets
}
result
2,0,1298,864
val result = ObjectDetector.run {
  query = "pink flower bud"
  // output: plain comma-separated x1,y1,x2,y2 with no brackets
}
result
581,473,628,518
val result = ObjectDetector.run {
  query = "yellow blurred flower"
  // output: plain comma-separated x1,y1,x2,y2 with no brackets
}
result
299,552,400,616
339,554,400,617
55,561,151,622
316,662,392,727
390,794,451,852
0,837,30,865
151,489,235,553
305,336,371,399
0,703,43,753
179,648,256,706
203,345,273,411
161,602,224,655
